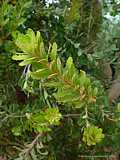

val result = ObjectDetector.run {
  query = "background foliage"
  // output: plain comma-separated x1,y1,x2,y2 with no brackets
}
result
1,0,120,159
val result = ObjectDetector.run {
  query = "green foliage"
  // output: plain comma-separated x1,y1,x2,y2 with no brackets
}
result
0,0,32,47
11,28,110,159
83,126,105,146
1,0,120,159
12,29,98,109
65,0,81,23
12,108,61,135
11,28,106,158
0,0,32,103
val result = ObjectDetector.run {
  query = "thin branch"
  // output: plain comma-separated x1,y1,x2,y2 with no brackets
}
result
22,133,42,155
63,113,81,117
1,113,26,123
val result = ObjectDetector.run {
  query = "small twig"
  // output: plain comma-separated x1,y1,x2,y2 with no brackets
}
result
1,114,26,123
22,133,42,155
104,114,117,122
63,113,81,117
85,106,89,127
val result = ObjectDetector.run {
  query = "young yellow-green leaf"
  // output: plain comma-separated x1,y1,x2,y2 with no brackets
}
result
57,58,62,74
38,42,46,58
65,57,76,78
12,54,30,61
36,30,42,43
44,108,62,125
15,30,34,54
28,108,61,133
82,126,105,146
66,57,73,69
92,87,98,96
50,42,57,60
116,103,120,112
